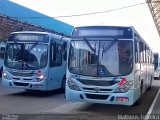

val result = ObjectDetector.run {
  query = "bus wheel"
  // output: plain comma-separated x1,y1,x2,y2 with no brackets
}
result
134,82,143,106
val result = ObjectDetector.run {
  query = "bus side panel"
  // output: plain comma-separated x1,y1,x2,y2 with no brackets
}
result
143,63,148,91
133,63,141,103
48,62,66,90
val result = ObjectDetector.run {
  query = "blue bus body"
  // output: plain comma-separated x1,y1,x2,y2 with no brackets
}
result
65,26,154,106
2,31,69,91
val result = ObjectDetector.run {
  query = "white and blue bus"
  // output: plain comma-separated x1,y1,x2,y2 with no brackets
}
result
66,26,154,106
2,31,69,91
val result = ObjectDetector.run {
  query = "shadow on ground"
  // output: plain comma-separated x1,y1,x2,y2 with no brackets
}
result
3,89,65,98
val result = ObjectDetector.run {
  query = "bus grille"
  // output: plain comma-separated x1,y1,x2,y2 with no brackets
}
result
77,79,118,86
85,94,109,100
14,82,29,87
9,71,35,77
83,88,112,92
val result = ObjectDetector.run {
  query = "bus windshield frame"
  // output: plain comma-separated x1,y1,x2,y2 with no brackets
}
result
4,42,48,70
68,38,133,77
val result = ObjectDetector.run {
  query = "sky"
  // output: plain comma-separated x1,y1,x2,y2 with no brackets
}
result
10,0,160,54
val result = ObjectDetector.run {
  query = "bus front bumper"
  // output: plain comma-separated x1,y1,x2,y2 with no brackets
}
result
66,87,136,106
2,78,48,91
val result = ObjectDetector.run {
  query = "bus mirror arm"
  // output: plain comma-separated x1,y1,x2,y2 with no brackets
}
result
60,36,64,45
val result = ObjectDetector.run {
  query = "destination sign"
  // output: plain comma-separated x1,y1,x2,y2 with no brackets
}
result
78,29,124,36
8,33,49,42
72,26,133,39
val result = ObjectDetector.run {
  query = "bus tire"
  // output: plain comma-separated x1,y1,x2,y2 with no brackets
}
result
134,82,143,106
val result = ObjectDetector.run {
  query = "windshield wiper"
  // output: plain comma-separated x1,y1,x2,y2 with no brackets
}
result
83,38,96,53
102,38,118,59
102,38,118,53
27,42,38,52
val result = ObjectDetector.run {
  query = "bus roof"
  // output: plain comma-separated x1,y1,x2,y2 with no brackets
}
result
74,26,132,29
10,31,54,35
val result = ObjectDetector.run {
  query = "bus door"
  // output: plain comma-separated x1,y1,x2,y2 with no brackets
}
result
139,42,144,86
145,47,150,85
48,41,65,90
144,45,148,88
134,39,141,88
140,42,148,90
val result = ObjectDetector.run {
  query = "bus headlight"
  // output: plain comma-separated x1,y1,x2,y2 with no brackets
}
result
67,78,80,91
115,81,133,93
2,71,11,80
37,74,45,81
3,72,7,79
36,70,45,81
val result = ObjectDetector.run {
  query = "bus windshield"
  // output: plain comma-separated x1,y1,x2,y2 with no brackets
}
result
4,43,48,70
68,39,133,77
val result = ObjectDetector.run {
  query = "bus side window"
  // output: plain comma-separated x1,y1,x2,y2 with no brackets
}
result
152,51,154,64
62,42,67,61
0,47,5,59
144,45,147,63
50,42,62,67
146,47,149,64
139,42,143,63
134,40,139,63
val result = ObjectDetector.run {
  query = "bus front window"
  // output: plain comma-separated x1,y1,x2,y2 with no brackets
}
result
4,43,48,70
68,40,133,77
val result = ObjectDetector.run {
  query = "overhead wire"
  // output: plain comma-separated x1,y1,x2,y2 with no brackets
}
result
54,2,147,18
9,1,148,19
